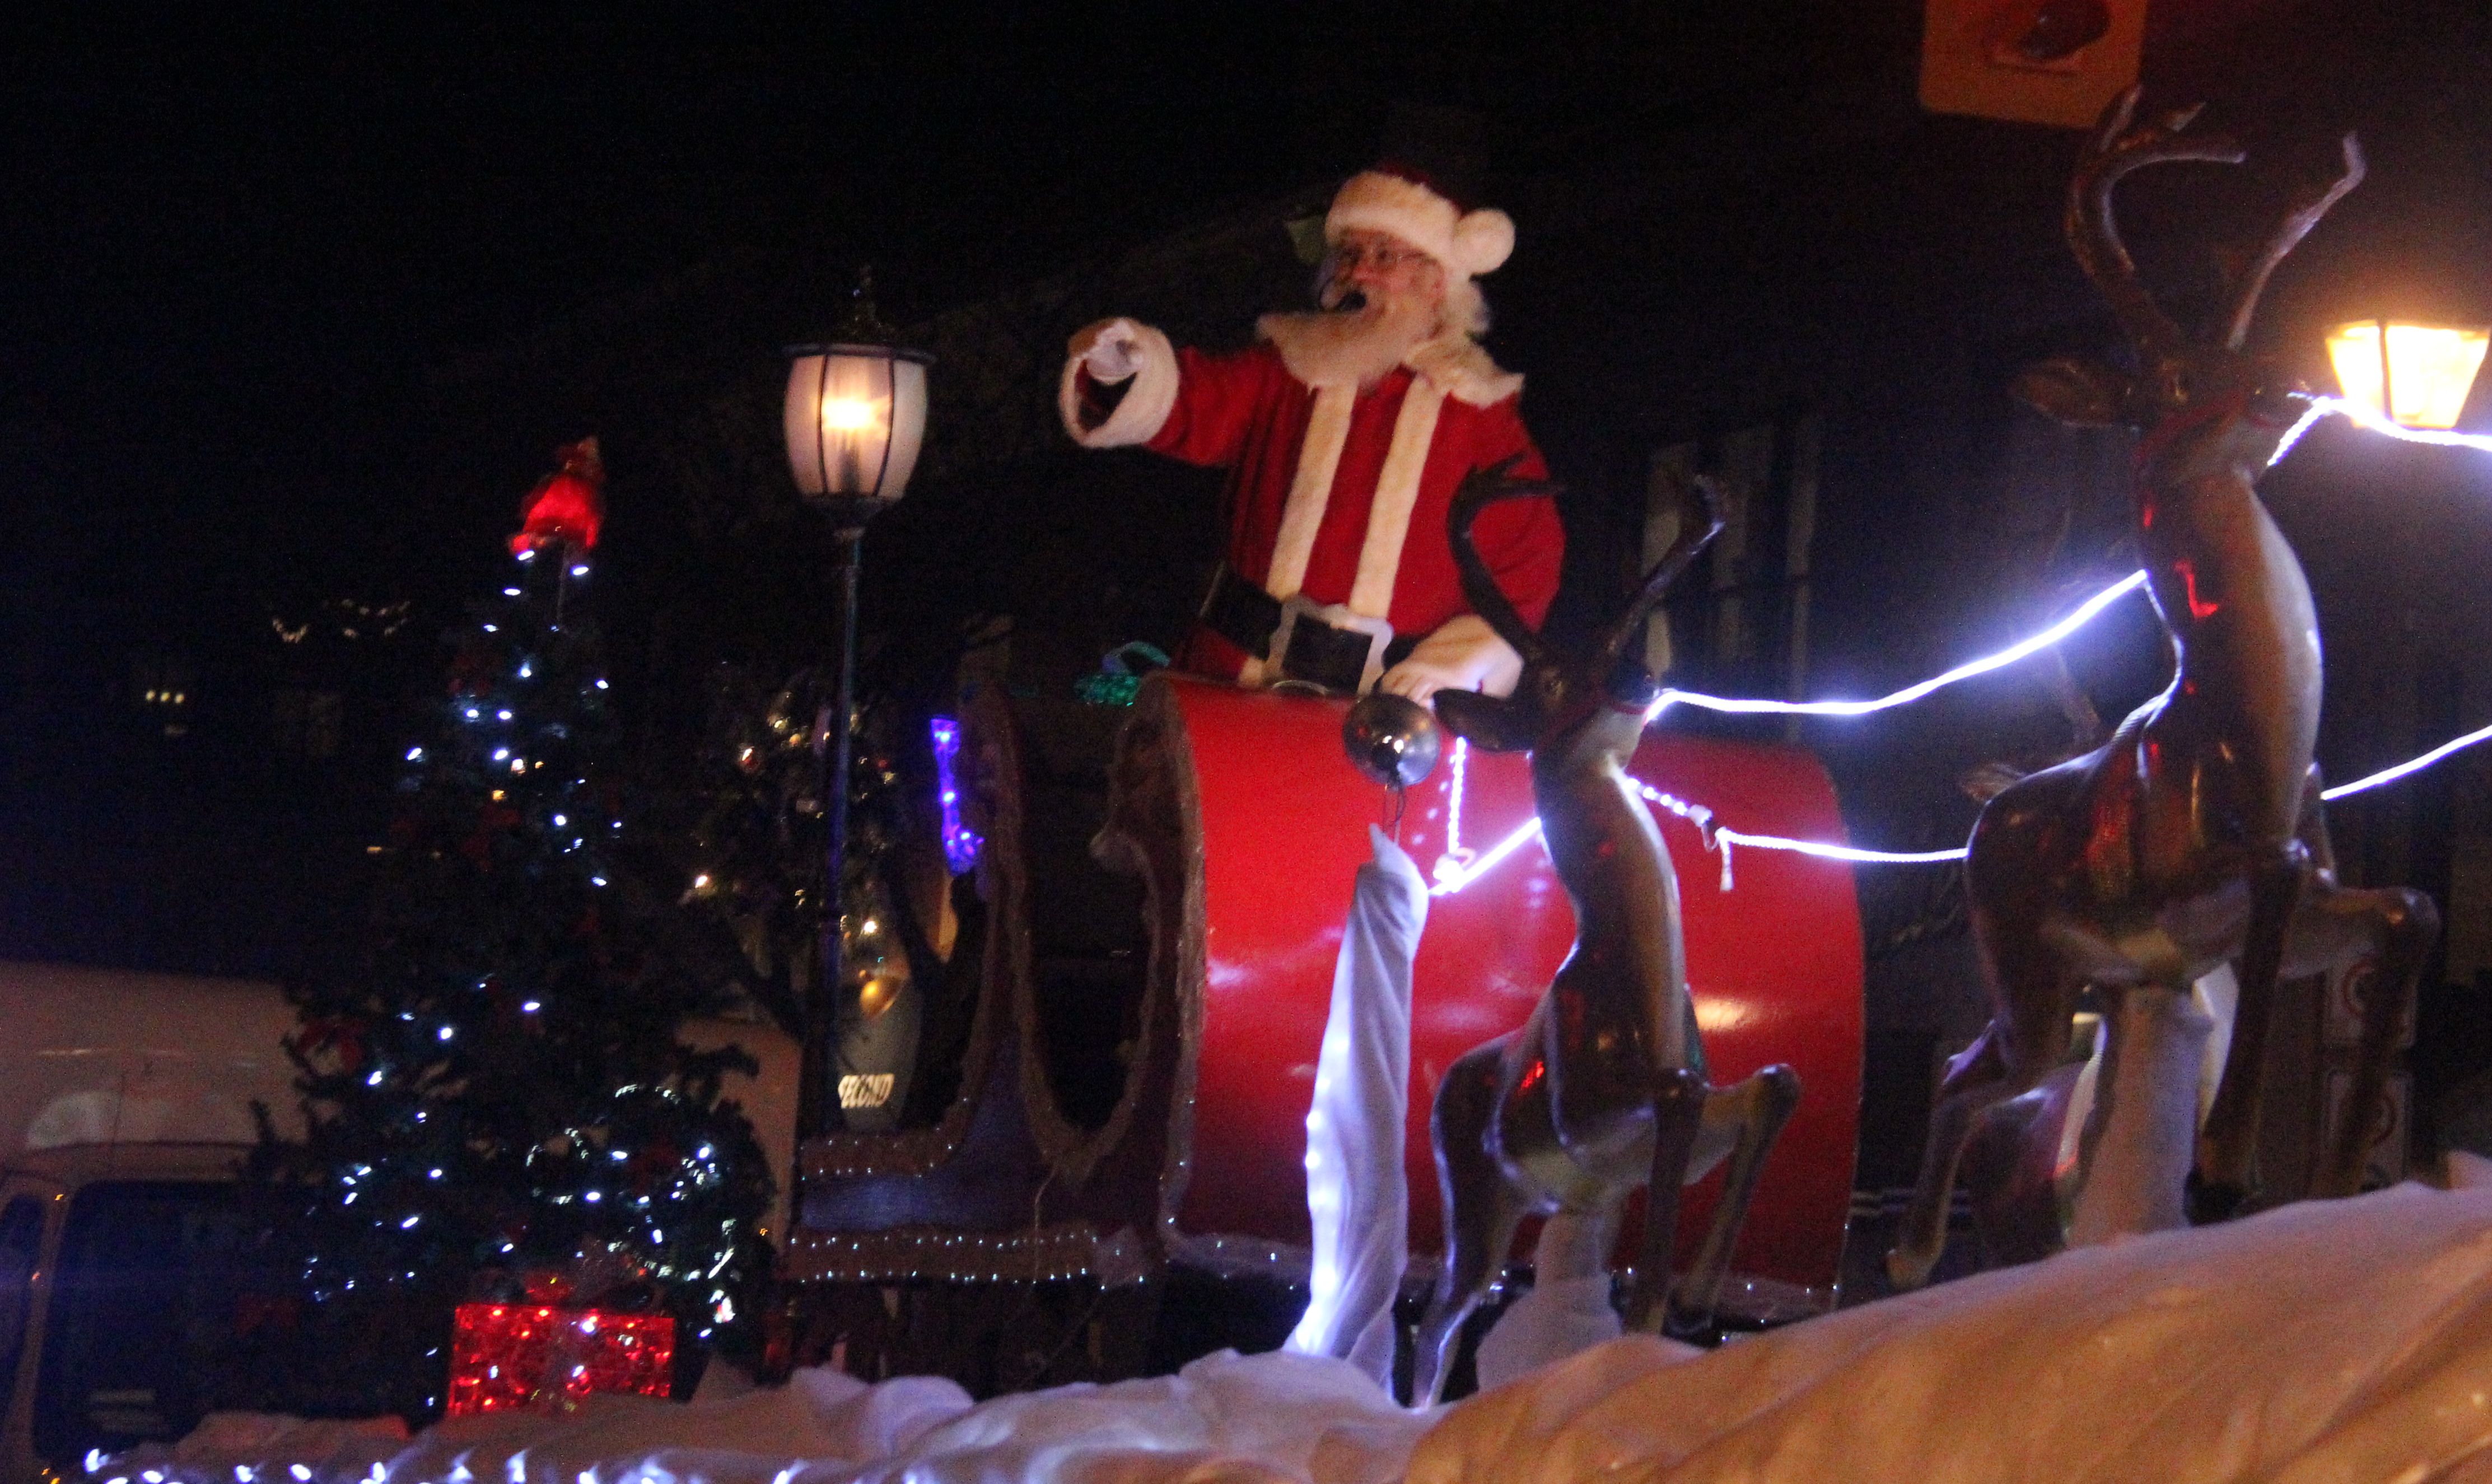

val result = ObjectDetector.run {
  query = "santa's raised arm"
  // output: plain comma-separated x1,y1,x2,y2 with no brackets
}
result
1058,166,1563,702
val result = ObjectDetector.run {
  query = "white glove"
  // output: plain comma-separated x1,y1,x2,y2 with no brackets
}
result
1378,615,1525,702
1378,659,1465,704
1069,318,1143,383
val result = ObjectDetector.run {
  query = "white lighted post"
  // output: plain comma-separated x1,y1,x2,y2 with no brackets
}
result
783,270,931,1144
2326,318,2490,430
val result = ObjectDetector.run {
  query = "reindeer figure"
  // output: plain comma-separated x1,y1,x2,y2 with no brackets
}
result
1410,464,1801,1403
1886,91,2437,1290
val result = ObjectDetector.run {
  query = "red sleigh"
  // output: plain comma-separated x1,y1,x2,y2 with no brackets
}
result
787,674,1864,1316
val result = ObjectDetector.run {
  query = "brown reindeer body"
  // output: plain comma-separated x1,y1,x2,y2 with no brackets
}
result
1888,93,2437,1289
1485,707,1710,1202
1978,412,2323,988
1412,467,1798,1403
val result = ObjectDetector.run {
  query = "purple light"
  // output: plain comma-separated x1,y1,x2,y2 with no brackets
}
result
931,717,982,874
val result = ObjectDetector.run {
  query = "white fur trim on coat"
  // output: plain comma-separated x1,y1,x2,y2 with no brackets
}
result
1257,317,1523,409
1058,320,1178,449
1404,333,1522,409
1326,171,1516,281
1266,384,1356,601
1383,614,1525,701
1347,377,1444,618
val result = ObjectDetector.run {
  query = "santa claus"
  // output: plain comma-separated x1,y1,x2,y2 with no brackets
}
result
1059,166,1562,701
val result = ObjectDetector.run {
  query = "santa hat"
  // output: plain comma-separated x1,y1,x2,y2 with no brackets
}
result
1324,164,1515,281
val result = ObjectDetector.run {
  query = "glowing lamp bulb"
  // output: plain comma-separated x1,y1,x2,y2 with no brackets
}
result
820,397,878,432
2327,319,2490,430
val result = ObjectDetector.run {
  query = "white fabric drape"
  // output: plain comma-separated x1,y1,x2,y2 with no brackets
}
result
1285,825,1428,1387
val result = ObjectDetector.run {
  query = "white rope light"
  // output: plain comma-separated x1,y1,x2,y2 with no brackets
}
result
1427,793,1971,899
2297,393,2492,455
1647,571,2152,722
2323,719,2492,801
1429,806,1547,896
1422,394,2492,896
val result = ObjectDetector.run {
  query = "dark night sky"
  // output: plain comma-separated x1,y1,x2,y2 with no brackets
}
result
13,3,1814,972
7,1,2474,978
0,4,1358,971
0,7,1322,592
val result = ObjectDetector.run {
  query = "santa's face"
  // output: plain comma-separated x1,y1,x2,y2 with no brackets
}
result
1323,227,1446,319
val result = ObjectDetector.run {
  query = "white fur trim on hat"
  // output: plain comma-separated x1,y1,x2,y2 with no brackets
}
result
1326,171,1515,281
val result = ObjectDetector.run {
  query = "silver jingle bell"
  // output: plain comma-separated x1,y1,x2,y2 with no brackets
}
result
1342,691,1443,789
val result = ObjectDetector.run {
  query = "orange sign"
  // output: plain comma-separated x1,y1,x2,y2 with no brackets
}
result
1921,0,2147,129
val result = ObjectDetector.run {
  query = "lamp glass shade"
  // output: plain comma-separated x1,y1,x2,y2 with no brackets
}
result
2326,319,2490,431
782,344,930,505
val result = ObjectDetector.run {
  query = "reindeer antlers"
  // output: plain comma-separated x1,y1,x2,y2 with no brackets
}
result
2068,87,2246,362
1598,475,1726,680
2069,87,2365,358
1447,456,1564,673
2224,133,2365,351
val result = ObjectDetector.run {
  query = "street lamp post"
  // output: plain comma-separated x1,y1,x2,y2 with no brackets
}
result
782,270,932,1157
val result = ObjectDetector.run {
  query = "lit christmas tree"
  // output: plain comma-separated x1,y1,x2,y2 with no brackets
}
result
249,441,773,1419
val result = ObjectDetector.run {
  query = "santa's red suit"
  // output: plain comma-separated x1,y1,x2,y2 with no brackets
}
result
1058,171,1562,699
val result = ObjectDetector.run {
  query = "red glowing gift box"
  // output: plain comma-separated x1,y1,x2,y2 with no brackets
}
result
445,1303,675,1416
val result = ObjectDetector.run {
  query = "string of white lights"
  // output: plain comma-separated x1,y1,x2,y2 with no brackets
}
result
1627,782,1964,892
1646,570,2152,722
1435,683,2492,897
2322,719,2492,801
1428,810,1545,896
1427,790,1972,898
1711,827,1968,866
2278,392,2492,800
1421,393,2492,895
2298,393,2492,455
1430,713,2492,897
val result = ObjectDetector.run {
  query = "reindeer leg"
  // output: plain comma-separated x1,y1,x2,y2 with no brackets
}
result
2194,841,2312,1219
1412,1044,1527,1406
1887,1020,2016,1290
1669,1063,1801,1334
2314,885,2438,1197
1622,1067,1707,1331
1888,885,2076,1290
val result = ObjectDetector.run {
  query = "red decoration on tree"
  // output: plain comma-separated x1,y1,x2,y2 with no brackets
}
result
445,1303,675,1416
510,437,606,556
292,1015,367,1074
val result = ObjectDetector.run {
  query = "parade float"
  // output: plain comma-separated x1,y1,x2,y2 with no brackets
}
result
74,83,2492,1484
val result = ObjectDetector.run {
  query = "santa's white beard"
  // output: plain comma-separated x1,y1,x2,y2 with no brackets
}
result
1263,284,1441,389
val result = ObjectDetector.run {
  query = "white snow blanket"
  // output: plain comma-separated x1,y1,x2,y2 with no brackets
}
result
127,1181,2492,1484
127,1351,1430,1484
1415,1180,2492,1484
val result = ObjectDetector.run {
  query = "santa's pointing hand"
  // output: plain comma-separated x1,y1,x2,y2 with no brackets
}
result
1070,319,1145,384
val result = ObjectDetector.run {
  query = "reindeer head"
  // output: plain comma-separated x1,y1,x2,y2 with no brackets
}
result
2014,88,2363,476
1432,460,1724,771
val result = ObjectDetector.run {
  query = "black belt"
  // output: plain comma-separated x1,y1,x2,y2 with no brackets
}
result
1200,565,1419,694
